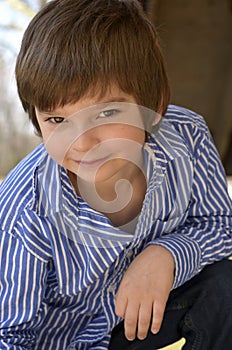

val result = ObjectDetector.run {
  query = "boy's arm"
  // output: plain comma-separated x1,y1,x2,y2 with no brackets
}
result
115,122,232,341
150,126,232,289
0,230,48,349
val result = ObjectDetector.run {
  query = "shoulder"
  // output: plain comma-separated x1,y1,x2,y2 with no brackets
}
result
148,104,213,167
164,104,207,129
0,144,47,231
0,143,46,192
161,104,210,155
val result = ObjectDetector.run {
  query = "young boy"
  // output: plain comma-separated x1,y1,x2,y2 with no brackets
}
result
0,1,232,349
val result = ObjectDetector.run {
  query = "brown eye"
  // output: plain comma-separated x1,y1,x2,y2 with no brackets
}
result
48,117,65,124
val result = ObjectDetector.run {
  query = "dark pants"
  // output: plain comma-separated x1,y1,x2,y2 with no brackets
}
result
109,259,232,350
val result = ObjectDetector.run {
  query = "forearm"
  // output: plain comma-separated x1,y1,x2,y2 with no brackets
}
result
148,214,232,288
151,116,232,288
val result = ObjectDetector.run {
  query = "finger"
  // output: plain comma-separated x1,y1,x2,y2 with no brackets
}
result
114,293,127,319
137,301,153,340
124,301,140,341
151,300,165,334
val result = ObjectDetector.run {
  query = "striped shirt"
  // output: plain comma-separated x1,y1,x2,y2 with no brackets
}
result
0,105,232,349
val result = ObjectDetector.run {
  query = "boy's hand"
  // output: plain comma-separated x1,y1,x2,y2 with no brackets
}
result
115,245,175,341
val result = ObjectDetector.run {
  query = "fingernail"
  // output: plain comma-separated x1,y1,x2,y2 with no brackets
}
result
151,327,159,334
126,335,135,341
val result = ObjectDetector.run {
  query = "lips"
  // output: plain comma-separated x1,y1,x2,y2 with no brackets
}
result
75,156,110,168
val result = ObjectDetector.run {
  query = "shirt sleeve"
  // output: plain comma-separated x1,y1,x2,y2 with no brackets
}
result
148,121,232,289
0,230,48,349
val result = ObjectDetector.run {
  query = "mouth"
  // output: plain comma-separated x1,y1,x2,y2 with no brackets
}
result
74,156,110,168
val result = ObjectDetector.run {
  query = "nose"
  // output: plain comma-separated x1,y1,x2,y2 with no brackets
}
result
72,128,99,153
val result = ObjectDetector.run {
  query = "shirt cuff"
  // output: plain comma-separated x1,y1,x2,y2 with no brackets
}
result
146,234,202,289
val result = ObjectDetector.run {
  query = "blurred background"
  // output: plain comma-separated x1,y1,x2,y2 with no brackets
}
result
144,0,232,176
0,0,43,177
0,0,231,179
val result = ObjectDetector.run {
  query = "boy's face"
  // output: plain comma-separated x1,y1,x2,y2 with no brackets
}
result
35,85,156,185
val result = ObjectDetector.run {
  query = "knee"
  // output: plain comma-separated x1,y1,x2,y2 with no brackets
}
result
201,260,232,297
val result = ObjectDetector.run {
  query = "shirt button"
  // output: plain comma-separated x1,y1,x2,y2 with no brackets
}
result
126,250,133,259
109,283,116,293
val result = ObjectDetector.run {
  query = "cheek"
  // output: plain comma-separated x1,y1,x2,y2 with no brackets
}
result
135,129,146,144
37,121,50,141
40,126,72,165
117,126,145,144
105,124,145,139
99,127,145,162
40,130,50,142
101,126,145,156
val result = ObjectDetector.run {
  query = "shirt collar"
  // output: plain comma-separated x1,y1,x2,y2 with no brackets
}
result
30,147,70,216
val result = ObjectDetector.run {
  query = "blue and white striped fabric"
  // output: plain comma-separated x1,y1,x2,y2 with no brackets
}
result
0,105,232,349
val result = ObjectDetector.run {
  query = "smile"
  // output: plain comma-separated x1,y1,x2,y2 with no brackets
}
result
74,156,110,168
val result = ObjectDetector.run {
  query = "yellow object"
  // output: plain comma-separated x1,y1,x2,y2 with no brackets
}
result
159,338,186,350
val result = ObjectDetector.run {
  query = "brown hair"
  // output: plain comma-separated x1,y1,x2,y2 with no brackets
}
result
15,0,170,135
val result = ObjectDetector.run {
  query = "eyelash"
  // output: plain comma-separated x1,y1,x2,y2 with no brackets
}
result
45,116,65,124
44,109,120,124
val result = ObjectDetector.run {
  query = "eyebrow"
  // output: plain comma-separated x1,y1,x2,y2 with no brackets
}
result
93,98,130,110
